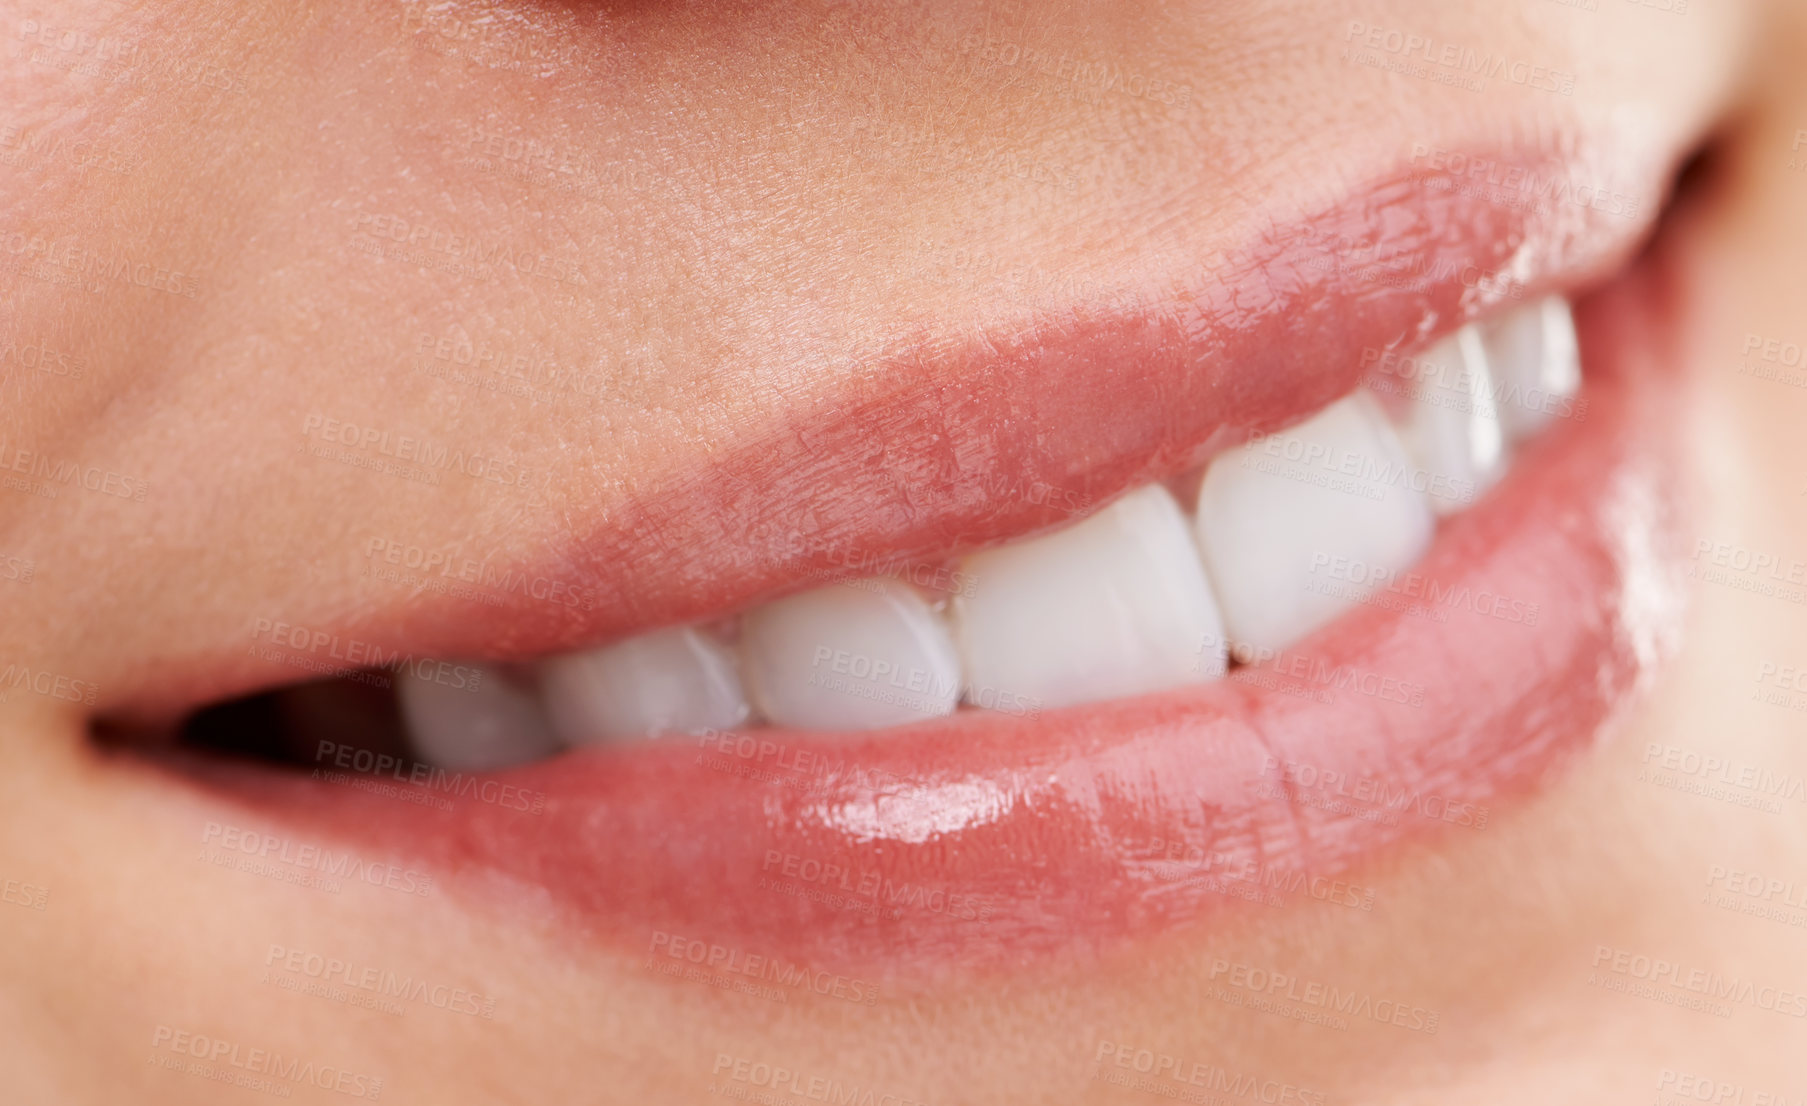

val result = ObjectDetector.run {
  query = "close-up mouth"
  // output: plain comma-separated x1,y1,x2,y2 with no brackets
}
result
20,0,1807,1095
111,140,1698,973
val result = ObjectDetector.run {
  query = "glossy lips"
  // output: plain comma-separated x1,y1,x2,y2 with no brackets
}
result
151,151,1688,973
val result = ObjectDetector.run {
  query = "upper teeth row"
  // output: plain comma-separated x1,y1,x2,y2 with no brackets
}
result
399,296,1581,770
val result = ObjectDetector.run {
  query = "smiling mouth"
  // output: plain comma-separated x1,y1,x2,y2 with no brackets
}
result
114,140,1698,973
387,290,1581,763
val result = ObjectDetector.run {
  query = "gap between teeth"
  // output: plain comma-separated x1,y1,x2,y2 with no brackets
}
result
400,296,1583,770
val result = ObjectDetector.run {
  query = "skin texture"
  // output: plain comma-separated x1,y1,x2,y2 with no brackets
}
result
3,0,1807,1102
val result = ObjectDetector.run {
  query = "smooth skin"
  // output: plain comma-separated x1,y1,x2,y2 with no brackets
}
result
3,0,1805,1102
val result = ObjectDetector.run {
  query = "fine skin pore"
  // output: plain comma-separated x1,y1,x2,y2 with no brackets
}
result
4,0,1807,1102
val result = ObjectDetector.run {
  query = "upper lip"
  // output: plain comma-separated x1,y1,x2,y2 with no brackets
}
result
135,137,1693,973
113,141,1667,720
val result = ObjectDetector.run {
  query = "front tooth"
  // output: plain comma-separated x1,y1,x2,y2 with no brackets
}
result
1397,325,1506,516
1481,295,1582,442
740,577,961,731
1194,392,1434,655
397,662,562,770
952,484,1228,715
538,625,749,744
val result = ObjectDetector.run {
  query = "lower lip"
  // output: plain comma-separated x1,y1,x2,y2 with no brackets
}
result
164,250,1686,977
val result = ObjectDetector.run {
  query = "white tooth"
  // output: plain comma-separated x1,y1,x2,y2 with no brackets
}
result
740,577,961,731
1194,392,1433,655
952,484,1227,715
398,663,561,771
1397,326,1506,516
1482,295,1582,442
538,625,749,744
